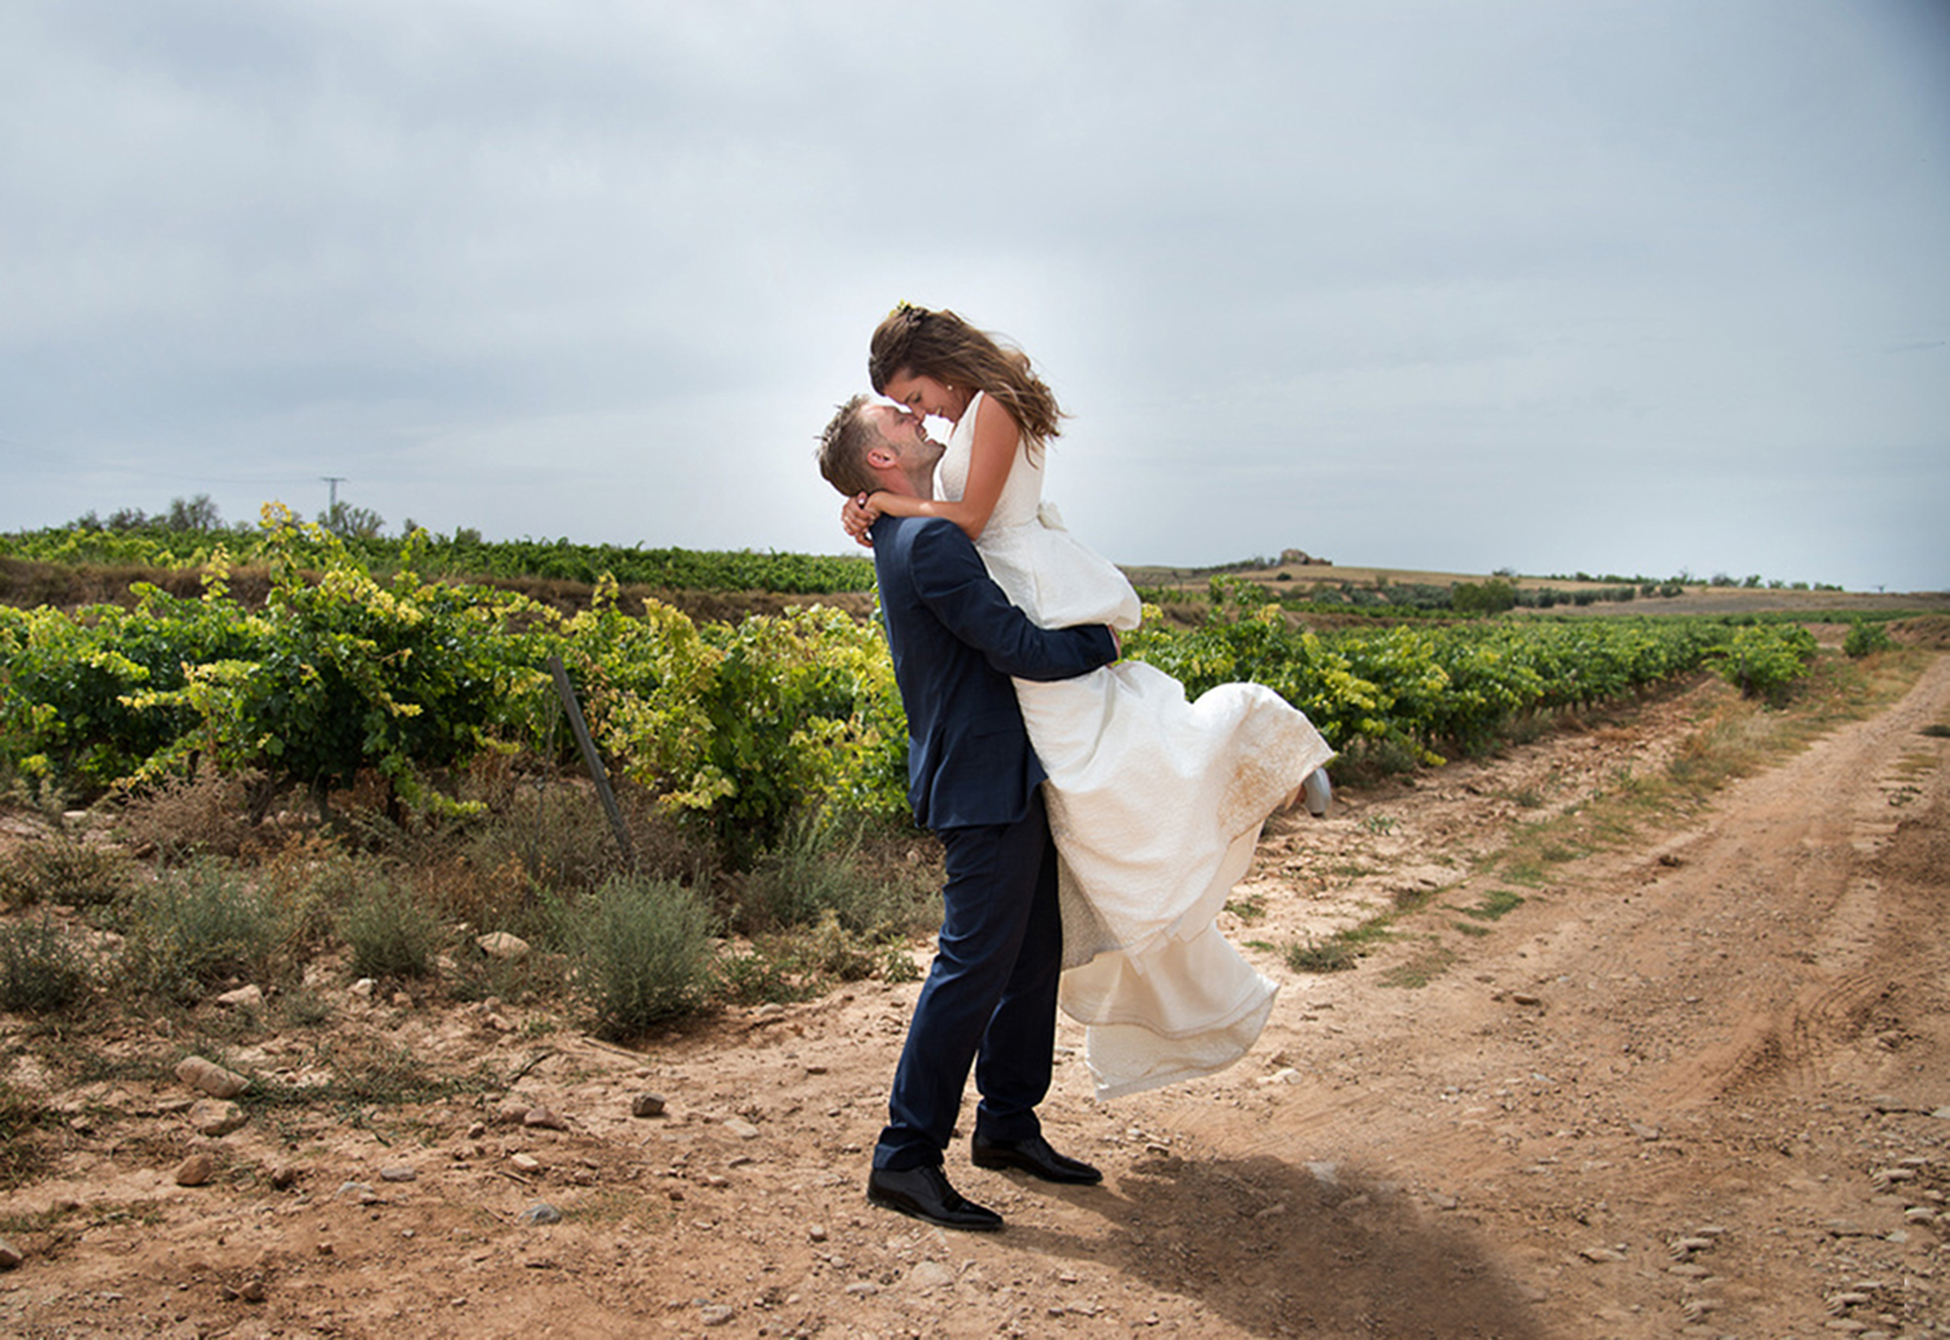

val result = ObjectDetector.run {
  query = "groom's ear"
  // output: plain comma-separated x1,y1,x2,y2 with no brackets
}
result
864,443,899,471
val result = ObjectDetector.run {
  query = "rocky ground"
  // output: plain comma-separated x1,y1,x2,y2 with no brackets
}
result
3,651,1948,1339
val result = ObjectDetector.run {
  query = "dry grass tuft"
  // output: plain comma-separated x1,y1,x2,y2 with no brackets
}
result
115,763,275,863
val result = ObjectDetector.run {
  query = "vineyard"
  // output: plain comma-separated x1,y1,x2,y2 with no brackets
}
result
0,517,878,596
1,508,1825,868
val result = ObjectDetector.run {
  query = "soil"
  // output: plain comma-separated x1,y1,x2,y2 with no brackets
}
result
4,654,1949,1338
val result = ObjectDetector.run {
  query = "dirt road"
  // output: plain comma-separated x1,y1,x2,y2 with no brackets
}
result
4,655,1947,1338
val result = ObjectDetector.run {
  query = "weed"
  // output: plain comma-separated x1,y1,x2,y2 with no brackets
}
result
876,942,922,984
1224,892,1267,922
0,918,92,1013
799,909,890,982
772,908,924,987
1498,712,1554,748
739,813,937,939
1500,858,1547,888
115,763,272,862
0,835,133,911
1391,885,1438,913
561,874,716,1037
1379,940,1458,988
0,1076,55,1189
121,859,292,1004
717,942,819,1006
1922,724,1950,740
242,1038,491,1116
338,876,442,980
252,834,361,956
35,1042,166,1091
278,986,335,1029
1453,889,1526,922
445,945,556,1006
1498,815,1589,884
360,772,711,942
1332,736,1422,784
1285,934,1363,973
414,851,556,948
1359,814,1399,836
1893,750,1937,781
457,777,667,894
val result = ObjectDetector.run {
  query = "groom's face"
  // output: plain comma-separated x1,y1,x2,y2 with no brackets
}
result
865,404,943,494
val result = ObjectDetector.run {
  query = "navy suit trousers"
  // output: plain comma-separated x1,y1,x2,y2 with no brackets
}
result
873,788,1063,1171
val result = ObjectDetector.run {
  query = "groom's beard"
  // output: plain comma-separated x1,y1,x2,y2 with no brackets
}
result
905,446,943,499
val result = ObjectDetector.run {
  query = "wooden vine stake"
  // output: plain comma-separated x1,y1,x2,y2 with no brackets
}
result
546,655,637,869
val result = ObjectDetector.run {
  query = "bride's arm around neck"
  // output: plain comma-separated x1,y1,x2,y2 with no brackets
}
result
869,395,1020,542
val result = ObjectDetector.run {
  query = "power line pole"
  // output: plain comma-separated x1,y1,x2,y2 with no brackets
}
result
321,476,346,515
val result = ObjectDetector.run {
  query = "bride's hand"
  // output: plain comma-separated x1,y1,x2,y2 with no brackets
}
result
841,492,883,548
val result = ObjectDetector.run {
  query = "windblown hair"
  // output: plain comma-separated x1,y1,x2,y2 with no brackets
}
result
817,393,881,498
868,304,1065,443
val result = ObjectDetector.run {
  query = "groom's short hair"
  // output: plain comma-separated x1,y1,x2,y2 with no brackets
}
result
818,394,881,497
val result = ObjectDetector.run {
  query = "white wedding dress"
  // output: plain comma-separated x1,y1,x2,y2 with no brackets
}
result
937,394,1335,1099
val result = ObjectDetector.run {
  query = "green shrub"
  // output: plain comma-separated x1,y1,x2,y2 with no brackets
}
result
339,877,442,979
121,860,290,1003
1715,624,1818,704
1451,579,1516,616
1843,621,1893,658
562,874,716,1037
694,607,908,865
0,917,91,1012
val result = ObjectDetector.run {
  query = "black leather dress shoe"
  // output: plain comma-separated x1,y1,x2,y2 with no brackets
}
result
867,1164,1003,1231
970,1133,1103,1185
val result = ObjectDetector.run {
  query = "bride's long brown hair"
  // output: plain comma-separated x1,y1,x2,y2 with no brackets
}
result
869,304,1066,443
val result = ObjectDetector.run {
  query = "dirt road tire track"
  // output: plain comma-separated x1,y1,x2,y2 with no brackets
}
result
1142,652,1950,1337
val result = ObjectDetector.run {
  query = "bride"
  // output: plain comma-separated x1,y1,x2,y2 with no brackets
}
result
843,303,1334,1099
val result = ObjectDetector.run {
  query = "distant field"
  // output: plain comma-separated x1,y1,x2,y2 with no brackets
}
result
1125,556,1950,617
3,520,1943,620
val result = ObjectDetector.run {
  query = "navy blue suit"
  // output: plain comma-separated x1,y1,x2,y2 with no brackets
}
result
869,514,1117,1171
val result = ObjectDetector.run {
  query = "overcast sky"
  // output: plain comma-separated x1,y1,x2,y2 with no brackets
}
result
3,1,1945,591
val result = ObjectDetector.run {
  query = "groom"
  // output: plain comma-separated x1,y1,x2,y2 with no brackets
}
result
818,394,1117,1231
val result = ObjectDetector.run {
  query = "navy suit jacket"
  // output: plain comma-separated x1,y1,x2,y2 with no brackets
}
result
872,514,1117,831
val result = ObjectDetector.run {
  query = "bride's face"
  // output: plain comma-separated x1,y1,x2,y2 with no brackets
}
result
881,370,969,424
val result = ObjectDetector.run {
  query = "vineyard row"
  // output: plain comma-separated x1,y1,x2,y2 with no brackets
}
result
0,513,1818,866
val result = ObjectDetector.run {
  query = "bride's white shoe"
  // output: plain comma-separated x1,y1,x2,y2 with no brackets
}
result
1279,768,1333,817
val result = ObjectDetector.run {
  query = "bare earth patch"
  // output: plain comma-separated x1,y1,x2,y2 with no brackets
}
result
4,655,1949,1338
